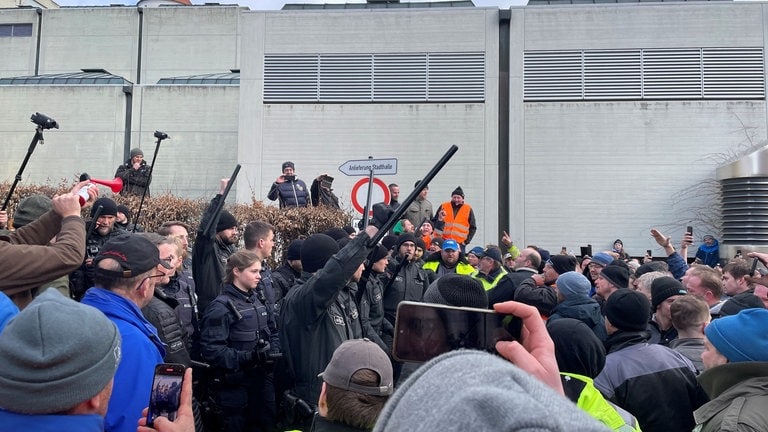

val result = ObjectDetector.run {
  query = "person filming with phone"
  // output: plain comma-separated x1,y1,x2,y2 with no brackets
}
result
0,288,195,432
268,161,309,208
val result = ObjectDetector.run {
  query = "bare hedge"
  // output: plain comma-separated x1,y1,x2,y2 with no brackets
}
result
0,180,353,267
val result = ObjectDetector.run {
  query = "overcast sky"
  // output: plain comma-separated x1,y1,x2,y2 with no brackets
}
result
53,0,528,10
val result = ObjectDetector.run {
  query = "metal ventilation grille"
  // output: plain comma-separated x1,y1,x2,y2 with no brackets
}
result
374,54,427,101
264,52,484,102
523,51,583,100
264,55,318,101
319,55,372,101
428,52,485,101
643,49,701,99
703,48,765,99
584,50,641,99
524,47,764,101
720,177,768,245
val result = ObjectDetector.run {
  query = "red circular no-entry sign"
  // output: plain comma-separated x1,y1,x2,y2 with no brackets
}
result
351,177,390,215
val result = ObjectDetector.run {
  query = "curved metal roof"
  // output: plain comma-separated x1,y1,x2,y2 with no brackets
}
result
0,70,131,85
156,71,240,85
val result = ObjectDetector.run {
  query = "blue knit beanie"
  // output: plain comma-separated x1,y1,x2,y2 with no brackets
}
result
556,271,591,300
705,308,768,362
591,252,614,267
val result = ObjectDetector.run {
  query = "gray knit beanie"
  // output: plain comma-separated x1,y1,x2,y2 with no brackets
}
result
0,288,121,414
423,274,488,308
373,350,609,431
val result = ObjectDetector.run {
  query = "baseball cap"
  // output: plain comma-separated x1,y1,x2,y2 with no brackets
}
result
93,233,172,278
319,338,393,396
442,239,459,251
479,248,503,263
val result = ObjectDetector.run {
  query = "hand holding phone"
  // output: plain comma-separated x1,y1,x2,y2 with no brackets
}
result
493,301,565,396
393,302,522,363
146,364,185,428
139,368,193,432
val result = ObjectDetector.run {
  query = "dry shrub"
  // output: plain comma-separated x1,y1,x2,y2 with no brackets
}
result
0,180,352,267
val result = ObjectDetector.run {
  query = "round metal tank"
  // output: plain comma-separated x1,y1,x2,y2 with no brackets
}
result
716,146,768,259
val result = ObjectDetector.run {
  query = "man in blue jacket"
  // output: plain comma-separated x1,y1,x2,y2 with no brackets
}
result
81,233,173,432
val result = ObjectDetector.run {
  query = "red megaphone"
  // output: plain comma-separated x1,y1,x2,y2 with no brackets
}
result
90,177,124,193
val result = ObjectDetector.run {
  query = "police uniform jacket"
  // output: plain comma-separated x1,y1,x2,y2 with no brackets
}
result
382,256,430,326
279,233,372,405
199,284,274,372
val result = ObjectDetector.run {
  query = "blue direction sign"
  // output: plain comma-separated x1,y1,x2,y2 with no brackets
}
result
338,158,398,176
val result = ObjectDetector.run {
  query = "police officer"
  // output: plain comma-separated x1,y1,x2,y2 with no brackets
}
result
69,197,124,300
278,226,378,428
199,250,279,432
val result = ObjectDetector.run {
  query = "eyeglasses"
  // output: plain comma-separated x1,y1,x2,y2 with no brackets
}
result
138,273,166,289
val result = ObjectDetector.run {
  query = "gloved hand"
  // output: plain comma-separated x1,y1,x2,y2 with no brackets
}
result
252,339,272,365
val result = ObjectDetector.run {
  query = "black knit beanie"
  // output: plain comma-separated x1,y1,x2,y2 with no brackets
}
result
547,318,606,379
604,289,650,332
397,233,417,250
635,261,669,279
650,277,688,310
381,235,399,252
215,210,237,233
423,274,488,308
324,227,349,241
367,244,389,266
286,239,303,261
90,197,118,218
301,233,340,273
600,265,629,289
451,186,464,198
549,255,577,275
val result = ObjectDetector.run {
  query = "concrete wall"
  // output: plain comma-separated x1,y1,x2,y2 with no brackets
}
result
509,2,768,254
0,8,38,78
132,84,240,198
0,85,126,184
140,6,242,84
239,7,500,245
40,8,139,81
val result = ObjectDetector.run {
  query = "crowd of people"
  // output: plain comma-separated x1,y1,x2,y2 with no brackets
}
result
0,162,767,432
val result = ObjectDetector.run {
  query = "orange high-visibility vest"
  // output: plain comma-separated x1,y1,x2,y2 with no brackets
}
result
441,202,471,244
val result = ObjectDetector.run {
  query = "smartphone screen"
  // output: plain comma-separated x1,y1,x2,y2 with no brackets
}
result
146,363,185,427
392,301,523,363
686,226,693,236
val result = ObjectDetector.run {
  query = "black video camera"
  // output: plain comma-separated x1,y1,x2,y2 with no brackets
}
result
30,112,59,130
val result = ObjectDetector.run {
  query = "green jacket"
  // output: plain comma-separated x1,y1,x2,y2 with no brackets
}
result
694,362,768,432
562,372,641,432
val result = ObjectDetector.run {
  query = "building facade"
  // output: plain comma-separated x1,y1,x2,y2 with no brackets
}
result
1,1,766,254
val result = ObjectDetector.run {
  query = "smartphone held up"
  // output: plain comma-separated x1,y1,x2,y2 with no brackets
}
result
392,301,523,363
146,363,185,427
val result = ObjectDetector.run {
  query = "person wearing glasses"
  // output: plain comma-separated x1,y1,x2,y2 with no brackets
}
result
80,233,173,432
141,234,192,367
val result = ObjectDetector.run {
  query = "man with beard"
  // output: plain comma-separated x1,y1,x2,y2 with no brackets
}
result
422,239,474,281
382,234,430,329
193,179,239,314
70,197,124,301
